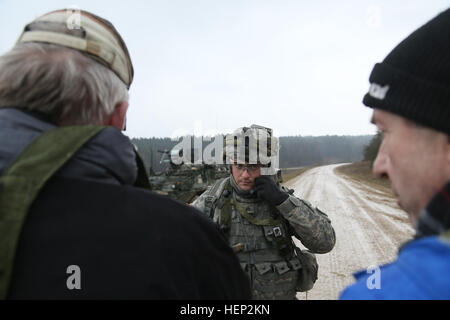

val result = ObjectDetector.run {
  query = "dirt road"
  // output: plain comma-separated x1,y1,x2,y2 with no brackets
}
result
283,164,415,300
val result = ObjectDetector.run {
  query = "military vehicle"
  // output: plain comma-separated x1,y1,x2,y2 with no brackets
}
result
148,138,282,203
149,148,229,203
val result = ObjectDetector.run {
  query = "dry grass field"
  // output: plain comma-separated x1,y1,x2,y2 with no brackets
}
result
281,166,316,183
334,161,394,198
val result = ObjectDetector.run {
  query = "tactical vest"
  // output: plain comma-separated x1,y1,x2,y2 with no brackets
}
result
205,179,293,273
0,126,150,299
203,177,319,294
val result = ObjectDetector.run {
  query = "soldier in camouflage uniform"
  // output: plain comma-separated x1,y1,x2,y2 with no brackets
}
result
192,125,336,300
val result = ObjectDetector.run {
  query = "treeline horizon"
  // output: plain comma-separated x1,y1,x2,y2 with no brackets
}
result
132,134,374,174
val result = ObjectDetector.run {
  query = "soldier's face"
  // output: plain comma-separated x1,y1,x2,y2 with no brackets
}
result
231,164,262,191
371,109,450,226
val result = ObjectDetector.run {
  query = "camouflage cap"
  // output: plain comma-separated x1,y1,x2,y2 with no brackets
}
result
16,9,134,88
224,124,279,165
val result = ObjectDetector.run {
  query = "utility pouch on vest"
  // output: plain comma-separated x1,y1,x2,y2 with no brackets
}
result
262,225,292,257
254,262,272,275
263,225,285,239
273,261,290,275
288,258,302,271
294,246,318,292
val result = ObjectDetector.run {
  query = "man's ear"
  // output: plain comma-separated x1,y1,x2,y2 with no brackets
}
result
105,101,129,130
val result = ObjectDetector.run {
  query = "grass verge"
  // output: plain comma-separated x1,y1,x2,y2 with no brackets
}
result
281,166,316,183
335,161,394,197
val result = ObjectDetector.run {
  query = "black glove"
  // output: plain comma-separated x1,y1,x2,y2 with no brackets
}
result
254,176,289,206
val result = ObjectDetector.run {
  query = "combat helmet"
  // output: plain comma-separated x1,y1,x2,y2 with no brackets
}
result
224,124,279,171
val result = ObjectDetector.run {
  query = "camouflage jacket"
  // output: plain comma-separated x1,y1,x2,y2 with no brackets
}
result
192,176,336,255
192,176,335,299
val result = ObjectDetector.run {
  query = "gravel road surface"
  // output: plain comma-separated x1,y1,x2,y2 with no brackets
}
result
283,164,414,300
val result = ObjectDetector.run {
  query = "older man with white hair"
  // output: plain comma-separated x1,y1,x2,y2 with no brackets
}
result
0,9,251,299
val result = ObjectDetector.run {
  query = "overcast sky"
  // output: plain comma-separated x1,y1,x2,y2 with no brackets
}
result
0,0,448,138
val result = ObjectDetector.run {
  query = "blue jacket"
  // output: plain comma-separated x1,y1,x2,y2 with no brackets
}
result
341,180,450,300
340,234,450,300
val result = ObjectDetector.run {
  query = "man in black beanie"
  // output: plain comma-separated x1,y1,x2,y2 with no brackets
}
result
340,9,450,299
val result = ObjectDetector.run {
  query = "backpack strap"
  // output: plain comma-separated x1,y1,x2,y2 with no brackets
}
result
203,177,229,219
0,125,105,299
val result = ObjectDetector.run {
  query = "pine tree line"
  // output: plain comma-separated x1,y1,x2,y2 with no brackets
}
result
363,130,383,165
132,134,374,174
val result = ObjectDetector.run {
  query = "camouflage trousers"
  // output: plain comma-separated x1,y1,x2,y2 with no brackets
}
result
244,264,298,300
